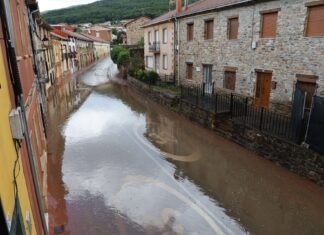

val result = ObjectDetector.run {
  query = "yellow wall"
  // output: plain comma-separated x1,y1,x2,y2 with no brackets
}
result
0,45,37,234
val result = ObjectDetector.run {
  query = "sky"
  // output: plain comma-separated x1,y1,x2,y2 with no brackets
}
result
38,0,98,12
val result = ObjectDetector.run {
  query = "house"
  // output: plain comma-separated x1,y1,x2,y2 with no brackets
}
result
80,33,110,60
0,0,49,234
51,29,69,86
143,10,176,77
175,0,324,112
124,16,151,45
84,25,112,43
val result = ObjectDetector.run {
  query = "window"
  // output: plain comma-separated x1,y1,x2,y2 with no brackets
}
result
228,17,239,40
155,30,159,42
306,4,324,36
261,11,278,38
163,28,168,43
163,55,168,70
204,19,214,40
186,63,193,80
187,23,194,41
224,70,236,90
146,56,153,68
148,31,152,44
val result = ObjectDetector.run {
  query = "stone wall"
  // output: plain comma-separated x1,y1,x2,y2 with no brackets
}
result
177,0,324,113
126,17,151,45
128,76,324,186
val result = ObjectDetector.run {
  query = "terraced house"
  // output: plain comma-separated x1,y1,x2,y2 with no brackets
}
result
175,0,324,112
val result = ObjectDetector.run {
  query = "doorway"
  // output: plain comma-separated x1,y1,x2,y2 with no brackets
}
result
255,71,272,108
203,65,213,94
296,75,317,109
155,56,160,74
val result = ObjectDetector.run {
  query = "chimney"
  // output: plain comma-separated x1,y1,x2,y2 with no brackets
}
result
176,0,182,13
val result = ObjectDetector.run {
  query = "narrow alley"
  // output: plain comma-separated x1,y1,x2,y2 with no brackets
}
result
47,58,324,235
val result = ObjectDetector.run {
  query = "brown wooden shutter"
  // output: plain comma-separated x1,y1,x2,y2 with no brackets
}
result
228,17,239,40
261,12,278,38
205,20,214,40
187,23,194,41
187,63,193,80
306,4,324,36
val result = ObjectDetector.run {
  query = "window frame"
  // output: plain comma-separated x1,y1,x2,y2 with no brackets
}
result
228,16,239,40
305,3,324,37
163,54,168,70
146,56,153,68
186,62,194,80
260,9,280,39
163,28,168,44
204,19,214,40
187,22,194,41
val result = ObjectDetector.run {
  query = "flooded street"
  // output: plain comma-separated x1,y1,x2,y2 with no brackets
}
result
47,58,324,235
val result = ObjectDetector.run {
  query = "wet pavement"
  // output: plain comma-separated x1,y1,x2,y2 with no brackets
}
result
47,58,324,235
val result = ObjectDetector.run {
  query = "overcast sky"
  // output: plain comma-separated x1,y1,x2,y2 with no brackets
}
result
38,0,98,12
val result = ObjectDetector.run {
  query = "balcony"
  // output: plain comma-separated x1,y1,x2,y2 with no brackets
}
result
149,42,160,53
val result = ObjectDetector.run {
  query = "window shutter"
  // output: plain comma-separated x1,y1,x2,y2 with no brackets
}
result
306,4,324,36
261,12,278,38
229,17,239,39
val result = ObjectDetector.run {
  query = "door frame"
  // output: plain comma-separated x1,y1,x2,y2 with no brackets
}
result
254,70,272,108
203,64,213,94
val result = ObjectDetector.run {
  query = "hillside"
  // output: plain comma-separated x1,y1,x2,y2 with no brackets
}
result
43,0,197,24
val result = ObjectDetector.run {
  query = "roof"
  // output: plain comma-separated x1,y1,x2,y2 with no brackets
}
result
51,29,69,40
143,0,252,27
88,25,111,32
124,16,151,27
62,30,93,42
177,0,251,18
79,32,109,44
143,10,176,28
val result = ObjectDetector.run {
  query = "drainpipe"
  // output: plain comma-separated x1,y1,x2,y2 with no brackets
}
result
0,1,49,235
174,16,180,86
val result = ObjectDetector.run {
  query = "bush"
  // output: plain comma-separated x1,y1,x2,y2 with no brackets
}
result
117,50,130,66
146,70,159,85
111,46,124,64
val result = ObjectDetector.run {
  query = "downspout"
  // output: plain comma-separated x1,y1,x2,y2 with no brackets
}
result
0,1,49,235
175,16,180,85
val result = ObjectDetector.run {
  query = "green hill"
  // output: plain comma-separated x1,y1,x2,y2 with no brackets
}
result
43,0,197,24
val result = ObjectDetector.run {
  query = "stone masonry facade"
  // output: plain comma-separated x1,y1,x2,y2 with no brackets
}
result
126,16,151,45
177,0,324,112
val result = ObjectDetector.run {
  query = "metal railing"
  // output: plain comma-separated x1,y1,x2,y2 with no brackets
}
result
149,42,160,53
157,74,176,85
180,83,303,142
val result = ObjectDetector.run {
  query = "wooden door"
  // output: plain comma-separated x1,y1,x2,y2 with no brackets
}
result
255,72,272,108
224,71,236,90
297,81,316,109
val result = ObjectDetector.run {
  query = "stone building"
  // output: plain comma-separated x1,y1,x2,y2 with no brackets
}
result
84,25,112,43
143,12,176,77
175,0,324,111
124,16,151,45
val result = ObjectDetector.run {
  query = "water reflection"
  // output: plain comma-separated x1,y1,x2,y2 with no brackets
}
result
47,59,324,235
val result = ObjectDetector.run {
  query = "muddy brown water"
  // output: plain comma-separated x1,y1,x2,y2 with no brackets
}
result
47,58,324,235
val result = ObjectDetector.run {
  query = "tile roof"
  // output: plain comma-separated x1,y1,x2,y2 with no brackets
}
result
143,0,251,27
79,32,109,43
62,30,93,42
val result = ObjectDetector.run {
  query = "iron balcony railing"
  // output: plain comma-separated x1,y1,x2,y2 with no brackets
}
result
149,42,160,53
